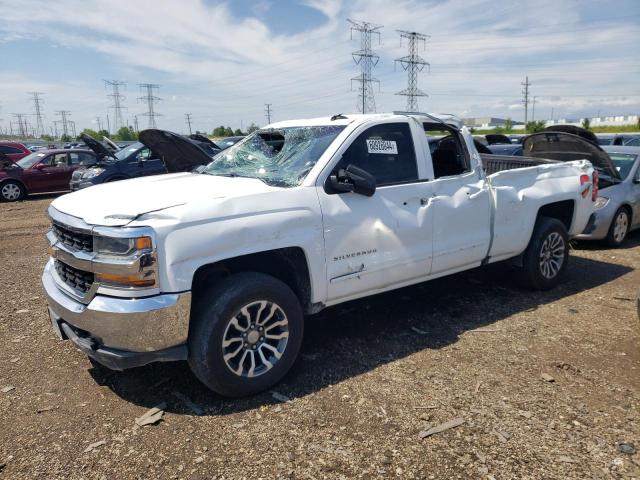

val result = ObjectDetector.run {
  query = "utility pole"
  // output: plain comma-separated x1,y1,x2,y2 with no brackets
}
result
29,92,46,137
532,96,537,122
138,84,162,129
521,76,531,126
104,80,126,134
133,115,139,134
348,19,383,114
185,113,193,134
55,110,71,138
95,116,103,132
264,104,272,124
395,30,430,112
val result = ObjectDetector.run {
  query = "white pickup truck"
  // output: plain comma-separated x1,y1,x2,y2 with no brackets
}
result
43,112,597,396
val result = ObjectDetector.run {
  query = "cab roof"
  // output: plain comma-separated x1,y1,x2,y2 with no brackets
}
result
268,112,463,129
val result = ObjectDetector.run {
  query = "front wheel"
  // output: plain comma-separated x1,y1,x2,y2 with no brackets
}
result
0,180,25,202
605,207,629,247
519,217,569,290
188,272,303,397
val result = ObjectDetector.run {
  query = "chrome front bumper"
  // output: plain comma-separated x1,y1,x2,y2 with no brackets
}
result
43,259,191,353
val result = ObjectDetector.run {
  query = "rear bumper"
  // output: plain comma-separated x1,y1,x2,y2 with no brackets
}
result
42,260,191,368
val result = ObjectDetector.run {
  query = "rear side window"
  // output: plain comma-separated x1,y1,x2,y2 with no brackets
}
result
341,123,418,186
0,145,24,154
424,123,470,179
69,152,95,165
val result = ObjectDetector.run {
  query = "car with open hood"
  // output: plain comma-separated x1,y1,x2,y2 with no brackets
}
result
0,148,96,202
523,126,640,246
0,142,31,162
70,131,219,190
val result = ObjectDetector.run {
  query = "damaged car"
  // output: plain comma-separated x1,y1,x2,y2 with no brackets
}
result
523,126,640,246
71,131,218,190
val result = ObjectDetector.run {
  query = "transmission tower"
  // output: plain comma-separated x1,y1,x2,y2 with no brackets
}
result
11,113,29,138
95,116,103,132
185,113,193,134
264,104,272,124
395,31,430,112
105,80,126,133
521,76,531,125
138,84,162,129
55,110,71,138
348,19,383,114
29,92,46,137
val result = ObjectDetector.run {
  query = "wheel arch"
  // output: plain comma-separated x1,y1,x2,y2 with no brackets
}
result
0,177,27,195
536,199,575,232
191,247,315,315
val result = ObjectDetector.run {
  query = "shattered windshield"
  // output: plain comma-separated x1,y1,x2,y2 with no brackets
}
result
202,126,345,187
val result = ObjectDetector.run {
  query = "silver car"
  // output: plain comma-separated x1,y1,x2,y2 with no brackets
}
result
576,145,640,246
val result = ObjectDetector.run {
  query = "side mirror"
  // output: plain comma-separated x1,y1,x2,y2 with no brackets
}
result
329,164,376,197
34,163,46,170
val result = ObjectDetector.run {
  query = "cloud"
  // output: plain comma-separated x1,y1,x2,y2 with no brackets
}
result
0,0,638,132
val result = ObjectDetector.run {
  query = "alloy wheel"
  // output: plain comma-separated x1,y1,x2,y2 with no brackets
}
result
539,232,565,279
222,300,289,378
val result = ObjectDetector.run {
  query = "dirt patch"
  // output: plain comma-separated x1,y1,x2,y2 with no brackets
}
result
1,196,639,479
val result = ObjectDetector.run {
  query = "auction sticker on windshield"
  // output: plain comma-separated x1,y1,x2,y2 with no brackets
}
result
366,139,398,155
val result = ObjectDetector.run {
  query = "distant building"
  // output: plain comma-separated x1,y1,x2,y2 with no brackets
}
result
546,115,639,127
462,117,524,129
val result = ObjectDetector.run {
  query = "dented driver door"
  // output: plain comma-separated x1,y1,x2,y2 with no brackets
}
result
318,121,434,304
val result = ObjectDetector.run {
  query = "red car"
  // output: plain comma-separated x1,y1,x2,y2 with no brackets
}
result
0,149,97,202
0,142,31,161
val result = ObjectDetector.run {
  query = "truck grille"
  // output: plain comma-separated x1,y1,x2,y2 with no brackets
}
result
52,222,93,253
54,260,94,294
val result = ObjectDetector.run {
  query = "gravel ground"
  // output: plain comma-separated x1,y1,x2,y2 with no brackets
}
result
1,196,639,480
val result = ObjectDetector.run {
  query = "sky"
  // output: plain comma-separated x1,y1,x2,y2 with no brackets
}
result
0,0,639,135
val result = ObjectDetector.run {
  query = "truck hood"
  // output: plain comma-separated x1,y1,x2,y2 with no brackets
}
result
139,129,213,172
523,131,620,180
50,172,280,226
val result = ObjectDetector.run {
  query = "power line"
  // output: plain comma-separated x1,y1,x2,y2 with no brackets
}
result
348,19,383,114
185,113,193,134
395,30,430,112
521,76,532,125
138,83,162,129
104,80,126,133
264,103,272,124
29,92,45,137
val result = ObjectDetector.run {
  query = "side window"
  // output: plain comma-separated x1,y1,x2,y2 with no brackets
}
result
136,148,152,161
424,123,470,179
69,152,95,165
50,153,69,167
341,123,418,186
0,146,24,154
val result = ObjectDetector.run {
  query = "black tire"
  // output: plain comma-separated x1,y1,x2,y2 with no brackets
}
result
519,217,569,290
0,180,26,202
604,207,630,247
188,272,303,397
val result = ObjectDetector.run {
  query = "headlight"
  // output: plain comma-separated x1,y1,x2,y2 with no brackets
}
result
94,235,152,256
594,196,609,209
82,167,105,179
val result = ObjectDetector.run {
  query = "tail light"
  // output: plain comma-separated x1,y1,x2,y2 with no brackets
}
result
580,174,590,199
592,170,598,201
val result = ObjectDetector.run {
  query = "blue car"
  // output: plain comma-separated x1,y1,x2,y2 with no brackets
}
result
70,132,219,190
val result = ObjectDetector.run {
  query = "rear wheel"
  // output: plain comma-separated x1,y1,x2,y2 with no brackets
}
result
604,207,629,247
188,272,303,397
0,180,25,202
519,217,569,290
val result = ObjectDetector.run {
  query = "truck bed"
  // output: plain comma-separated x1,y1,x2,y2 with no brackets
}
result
481,154,558,175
